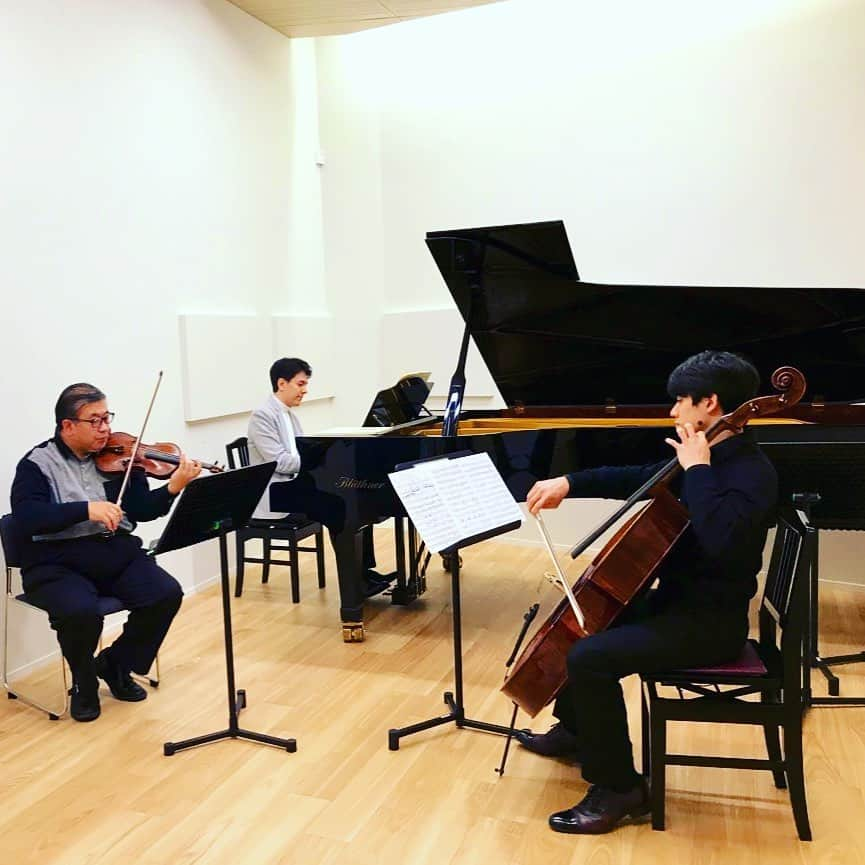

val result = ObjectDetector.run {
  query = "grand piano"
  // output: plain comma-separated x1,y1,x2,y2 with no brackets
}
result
271,220,865,641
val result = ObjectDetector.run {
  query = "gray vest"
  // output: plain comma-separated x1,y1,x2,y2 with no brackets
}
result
26,440,133,540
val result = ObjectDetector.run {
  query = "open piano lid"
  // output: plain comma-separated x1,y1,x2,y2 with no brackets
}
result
425,220,865,407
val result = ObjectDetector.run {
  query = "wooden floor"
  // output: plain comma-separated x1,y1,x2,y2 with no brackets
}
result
2,536,864,865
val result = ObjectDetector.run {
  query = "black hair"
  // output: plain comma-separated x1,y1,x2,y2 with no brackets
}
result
269,357,312,392
666,350,760,413
54,383,106,434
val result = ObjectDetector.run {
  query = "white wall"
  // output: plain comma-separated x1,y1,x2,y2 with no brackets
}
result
319,0,864,301
315,0,865,563
0,0,332,673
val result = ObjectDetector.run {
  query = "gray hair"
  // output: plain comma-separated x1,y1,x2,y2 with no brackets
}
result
54,383,106,433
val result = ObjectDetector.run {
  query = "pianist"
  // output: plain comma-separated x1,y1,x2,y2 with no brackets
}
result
247,357,311,521
519,350,778,835
247,357,390,597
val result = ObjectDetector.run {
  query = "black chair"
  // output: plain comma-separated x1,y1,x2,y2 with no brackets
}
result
640,508,813,841
225,437,326,601
1,513,159,720
791,491,865,707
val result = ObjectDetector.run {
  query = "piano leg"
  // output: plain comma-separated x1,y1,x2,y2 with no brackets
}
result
328,527,367,642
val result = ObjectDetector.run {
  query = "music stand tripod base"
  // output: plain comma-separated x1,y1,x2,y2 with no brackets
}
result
164,689,297,755
387,551,513,750
163,530,297,756
153,465,298,756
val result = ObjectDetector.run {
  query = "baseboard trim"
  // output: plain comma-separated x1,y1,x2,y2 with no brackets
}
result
4,573,222,680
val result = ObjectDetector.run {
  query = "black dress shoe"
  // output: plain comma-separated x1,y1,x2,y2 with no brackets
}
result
549,781,650,834
69,683,101,722
516,722,583,759
95,650,147,702
362,570,396,598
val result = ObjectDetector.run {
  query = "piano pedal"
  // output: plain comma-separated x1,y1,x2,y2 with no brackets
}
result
441,553,463,572
388,584,419,605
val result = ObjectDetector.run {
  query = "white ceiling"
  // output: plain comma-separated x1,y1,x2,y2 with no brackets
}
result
226,0,507,38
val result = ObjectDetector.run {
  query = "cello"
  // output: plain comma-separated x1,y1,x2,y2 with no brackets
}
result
500,366,807,718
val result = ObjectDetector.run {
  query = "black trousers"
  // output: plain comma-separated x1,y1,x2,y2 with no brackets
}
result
22,534,183,680
282,513,376,570
553,592,748,792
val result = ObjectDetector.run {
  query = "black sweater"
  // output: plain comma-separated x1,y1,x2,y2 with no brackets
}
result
565,430,778,614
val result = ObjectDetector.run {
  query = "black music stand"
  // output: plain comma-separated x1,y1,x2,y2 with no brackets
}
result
387,452,521,750
155,463,298,756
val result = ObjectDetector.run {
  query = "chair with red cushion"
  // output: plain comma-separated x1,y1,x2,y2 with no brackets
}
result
640,507,813,840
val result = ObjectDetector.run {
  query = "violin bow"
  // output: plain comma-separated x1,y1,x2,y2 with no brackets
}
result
114,370,164,507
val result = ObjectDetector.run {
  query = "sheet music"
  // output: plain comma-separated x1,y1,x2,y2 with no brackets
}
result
312,426,393,436
388,452,523,553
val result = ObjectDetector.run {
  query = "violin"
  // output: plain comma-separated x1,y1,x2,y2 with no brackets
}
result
96,431,224,478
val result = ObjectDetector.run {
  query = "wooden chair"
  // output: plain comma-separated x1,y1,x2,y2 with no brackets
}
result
225,437,326,601
640,507,813,840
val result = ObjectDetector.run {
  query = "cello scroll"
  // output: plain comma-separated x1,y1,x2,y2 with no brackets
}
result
709,366,807,439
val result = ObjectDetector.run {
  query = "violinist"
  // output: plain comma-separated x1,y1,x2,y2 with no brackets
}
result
10,383,201,722
519,351,777,835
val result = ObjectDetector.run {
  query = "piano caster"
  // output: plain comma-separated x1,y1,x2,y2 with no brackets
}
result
342,621,365,643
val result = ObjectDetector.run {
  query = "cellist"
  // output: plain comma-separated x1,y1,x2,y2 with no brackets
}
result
520,351,778,835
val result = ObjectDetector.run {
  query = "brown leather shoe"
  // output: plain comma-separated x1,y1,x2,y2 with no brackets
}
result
549,781,650,834
516,722,583,759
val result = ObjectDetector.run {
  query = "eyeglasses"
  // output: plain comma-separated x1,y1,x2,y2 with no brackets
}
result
67,412,115,429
